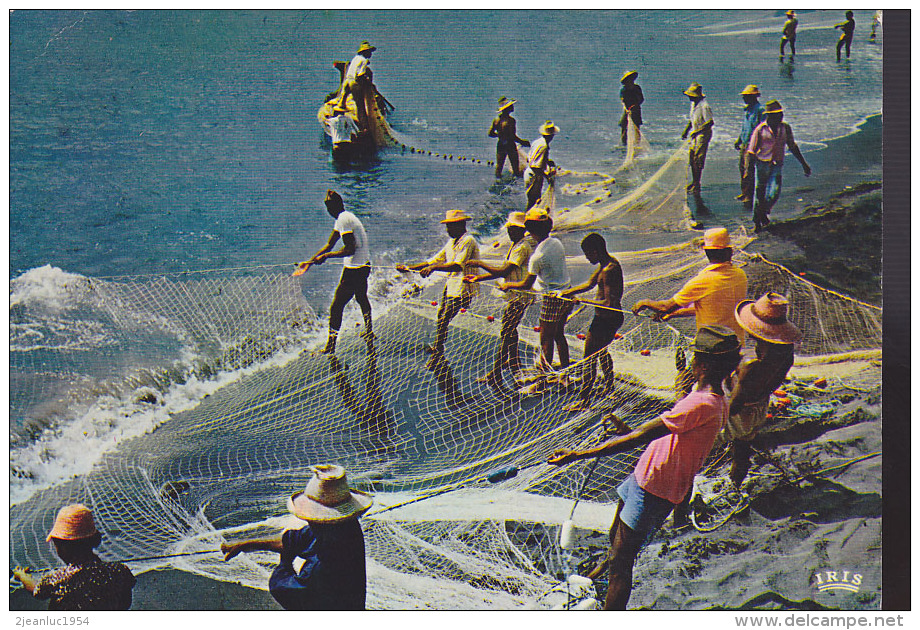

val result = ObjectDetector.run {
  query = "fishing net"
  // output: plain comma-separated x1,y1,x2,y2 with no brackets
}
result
9,145,881,610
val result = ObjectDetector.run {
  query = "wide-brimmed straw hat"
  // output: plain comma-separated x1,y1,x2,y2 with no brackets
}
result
620,70,638,84
524,208,551,223
539,120,560,136
288,464,374,523
702,227,732,250
693,325,740,355
786,10,796,17
47,504,98,542
683,82,704,98
505,211,527,228
764,99,784,114
356,41,376,54
497,96,516,112
440,209,472,223
740,84,761,96
736,292,803,345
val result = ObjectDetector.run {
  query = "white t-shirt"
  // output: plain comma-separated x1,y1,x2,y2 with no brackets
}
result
428,232,480,298
333,211,370,268
528,237,570,292
527,137,549,171
345,55,369,82
327,114,359,145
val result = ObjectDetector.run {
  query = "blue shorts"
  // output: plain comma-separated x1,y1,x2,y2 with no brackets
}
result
616,473,675,538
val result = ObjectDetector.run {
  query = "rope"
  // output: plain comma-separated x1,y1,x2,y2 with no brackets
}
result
366,461,545,518
12,549,222,577
750,254,882,311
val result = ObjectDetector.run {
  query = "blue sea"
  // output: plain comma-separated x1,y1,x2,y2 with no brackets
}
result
9,9,882,500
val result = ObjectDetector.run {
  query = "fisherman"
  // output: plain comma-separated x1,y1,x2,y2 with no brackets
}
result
781,10,798,58
338,41,376,130
745,100,811,232
548,326,741,610
724,293,802,489
681,82,714,225
297,190,373,354
397,209,480,362
619,71,644,147
488,97,531,178
222,464,372,610
869,10,881,42
632,227,748,344
498,208,571,384
463,211,535,390
835,11,856,61
524,120,560,210
734,85,766,209
560,233,624,413
12,504,136,610
325,103,362,162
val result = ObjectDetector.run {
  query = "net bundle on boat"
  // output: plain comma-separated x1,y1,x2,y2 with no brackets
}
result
9,146,881,610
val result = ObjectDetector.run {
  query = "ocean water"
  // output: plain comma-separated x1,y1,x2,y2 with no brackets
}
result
9,10,882,505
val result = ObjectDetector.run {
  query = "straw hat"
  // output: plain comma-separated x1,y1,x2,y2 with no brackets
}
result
620,70,638,84
47,504,98,542
440,209,472,223
288,464,374,523
735,293,803,345
356,41,376,54
497,96,516,112
539,120,560,136
332,102,349,114
786,10,796,17
524,208,551,223
702,227,731,250
740,84,761,96
693,325,740,355
764,99,784,114
505,211,527,228
683,82,705,98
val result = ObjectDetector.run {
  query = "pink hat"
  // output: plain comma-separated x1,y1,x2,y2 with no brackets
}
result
287,464,374,523
46,504,98,542
735,292,803,345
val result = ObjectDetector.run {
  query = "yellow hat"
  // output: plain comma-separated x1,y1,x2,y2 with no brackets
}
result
356,41,376,54
505,211,527,228
684,83,704,98
539,120,560,136
497,96,517,112
440,209,472,223
764,99,784,114
524,208,551,223
740,84,761,96
702,227,731,250
786,10,795,17
620,70,638,84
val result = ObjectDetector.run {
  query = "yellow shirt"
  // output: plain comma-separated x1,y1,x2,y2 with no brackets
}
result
673,262,748,343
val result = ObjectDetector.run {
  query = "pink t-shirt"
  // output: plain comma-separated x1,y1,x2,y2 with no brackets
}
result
747,120,789,164
633,385,728,504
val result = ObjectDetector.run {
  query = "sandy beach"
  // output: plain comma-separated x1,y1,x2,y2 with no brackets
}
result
10,110,883,612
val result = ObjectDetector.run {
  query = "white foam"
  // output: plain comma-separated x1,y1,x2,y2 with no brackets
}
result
9,265,90,311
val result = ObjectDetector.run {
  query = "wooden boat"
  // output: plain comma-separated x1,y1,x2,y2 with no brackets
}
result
318,62,400,158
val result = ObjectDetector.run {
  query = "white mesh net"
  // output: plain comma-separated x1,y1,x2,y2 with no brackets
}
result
9,144,881,610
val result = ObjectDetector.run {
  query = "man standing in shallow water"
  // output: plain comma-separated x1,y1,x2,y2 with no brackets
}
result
297,190,374,355
681,82,714,226
488,97,531,178
835,11,856,61
781,10,798,58
746,100,811,233
734,85,766,209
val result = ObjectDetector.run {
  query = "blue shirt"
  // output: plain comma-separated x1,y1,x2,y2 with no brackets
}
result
738,102,766,147
268,521,366,610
